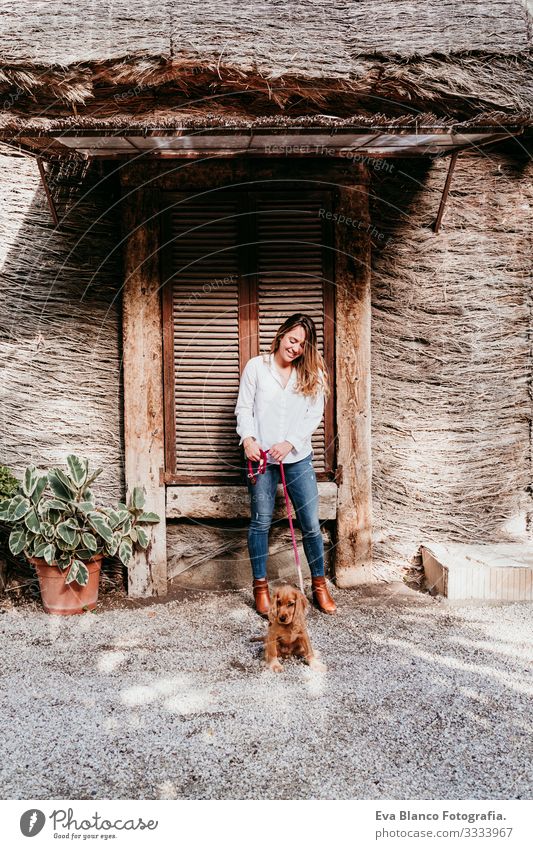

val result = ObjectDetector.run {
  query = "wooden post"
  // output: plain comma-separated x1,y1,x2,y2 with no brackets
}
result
120,185,167,596
432,150,459,234
334,178,374,586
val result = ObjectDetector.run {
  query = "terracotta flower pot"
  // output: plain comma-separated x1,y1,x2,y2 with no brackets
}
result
28,554,103,615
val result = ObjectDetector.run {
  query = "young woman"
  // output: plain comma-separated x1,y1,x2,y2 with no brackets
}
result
234,313,336,616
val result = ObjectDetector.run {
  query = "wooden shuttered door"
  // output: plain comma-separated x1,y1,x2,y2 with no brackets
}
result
161,196,243,481
254,194,331,473
161,190,335,484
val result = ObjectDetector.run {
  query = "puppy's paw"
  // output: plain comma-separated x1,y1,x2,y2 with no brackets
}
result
268,660,283,673
308,656,327,672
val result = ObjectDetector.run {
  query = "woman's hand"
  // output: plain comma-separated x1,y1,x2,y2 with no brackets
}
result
243,437,263,462
268,441,294,463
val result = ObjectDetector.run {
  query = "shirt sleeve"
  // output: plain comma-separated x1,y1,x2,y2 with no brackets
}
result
285,386,325,453
234,358,258,446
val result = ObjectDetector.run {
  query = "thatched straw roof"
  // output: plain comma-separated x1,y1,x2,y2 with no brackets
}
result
1,2,532,154
1,52,532,124
1,1,531,66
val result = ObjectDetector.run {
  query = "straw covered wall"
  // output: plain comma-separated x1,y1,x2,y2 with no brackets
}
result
0,144,531,585
0,154,124,501
369,142,533,577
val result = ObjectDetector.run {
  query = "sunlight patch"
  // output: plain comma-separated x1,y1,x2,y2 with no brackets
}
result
97,651,127,673
164,688,212,715
121,685,158,706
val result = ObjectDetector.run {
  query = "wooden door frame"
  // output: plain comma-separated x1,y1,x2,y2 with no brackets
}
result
333,178,373,585
120,185,167,597
119,160,373,596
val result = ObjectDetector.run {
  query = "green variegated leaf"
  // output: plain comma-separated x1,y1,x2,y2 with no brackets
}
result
116,502,128,511
131,487,145,510
82,532,97,552
137,512,160,524
84,488,96,504
65,560,79,584
76,549,93,560
43,544,56,565
22,466,38,498
66,455,88,487
106,531,121,557
102,508,121,529
119,538,133,566
9,496,32,521
9,528,27,555
87,512,113,545
75,501,97,513
0,499,11,521
61,533,80,552
129,526,138,543
57,521,76,545
24,508,41,533
24,533,36,551
41,498,69,512
6,494,23,516
32,474,48,504
40,522,55,541
74,560,89,586
65,558,89,585
56,468,77,491
33,539,49,558
48,469,75,501
122,516,132,535
135,527,149,549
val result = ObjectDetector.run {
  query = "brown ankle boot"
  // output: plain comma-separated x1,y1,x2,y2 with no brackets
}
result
253,578,271,617
312,576,337,614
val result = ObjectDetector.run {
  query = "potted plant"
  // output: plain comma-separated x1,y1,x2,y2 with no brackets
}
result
0,454,160,615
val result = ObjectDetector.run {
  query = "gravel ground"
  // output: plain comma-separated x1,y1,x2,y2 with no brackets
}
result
0,582,531,800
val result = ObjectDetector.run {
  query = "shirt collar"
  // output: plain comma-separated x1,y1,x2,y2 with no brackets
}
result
269,353,296,388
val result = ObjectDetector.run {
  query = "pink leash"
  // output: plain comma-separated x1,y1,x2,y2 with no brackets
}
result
247,449,305,593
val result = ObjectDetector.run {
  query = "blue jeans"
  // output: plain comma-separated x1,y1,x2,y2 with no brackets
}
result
246,452,325,580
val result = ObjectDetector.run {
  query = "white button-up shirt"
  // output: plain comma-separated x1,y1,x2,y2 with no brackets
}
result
234,353,325,464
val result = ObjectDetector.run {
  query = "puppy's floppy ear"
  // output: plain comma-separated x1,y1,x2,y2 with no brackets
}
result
295,589,308,622
267,590,279,624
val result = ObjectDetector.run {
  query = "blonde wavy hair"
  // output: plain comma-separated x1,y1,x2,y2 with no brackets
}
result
264,313,331,402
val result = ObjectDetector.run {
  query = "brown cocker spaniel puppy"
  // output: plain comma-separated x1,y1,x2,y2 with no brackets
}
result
263,583,325,673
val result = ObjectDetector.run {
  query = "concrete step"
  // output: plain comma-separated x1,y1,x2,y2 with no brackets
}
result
421,541,533,601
